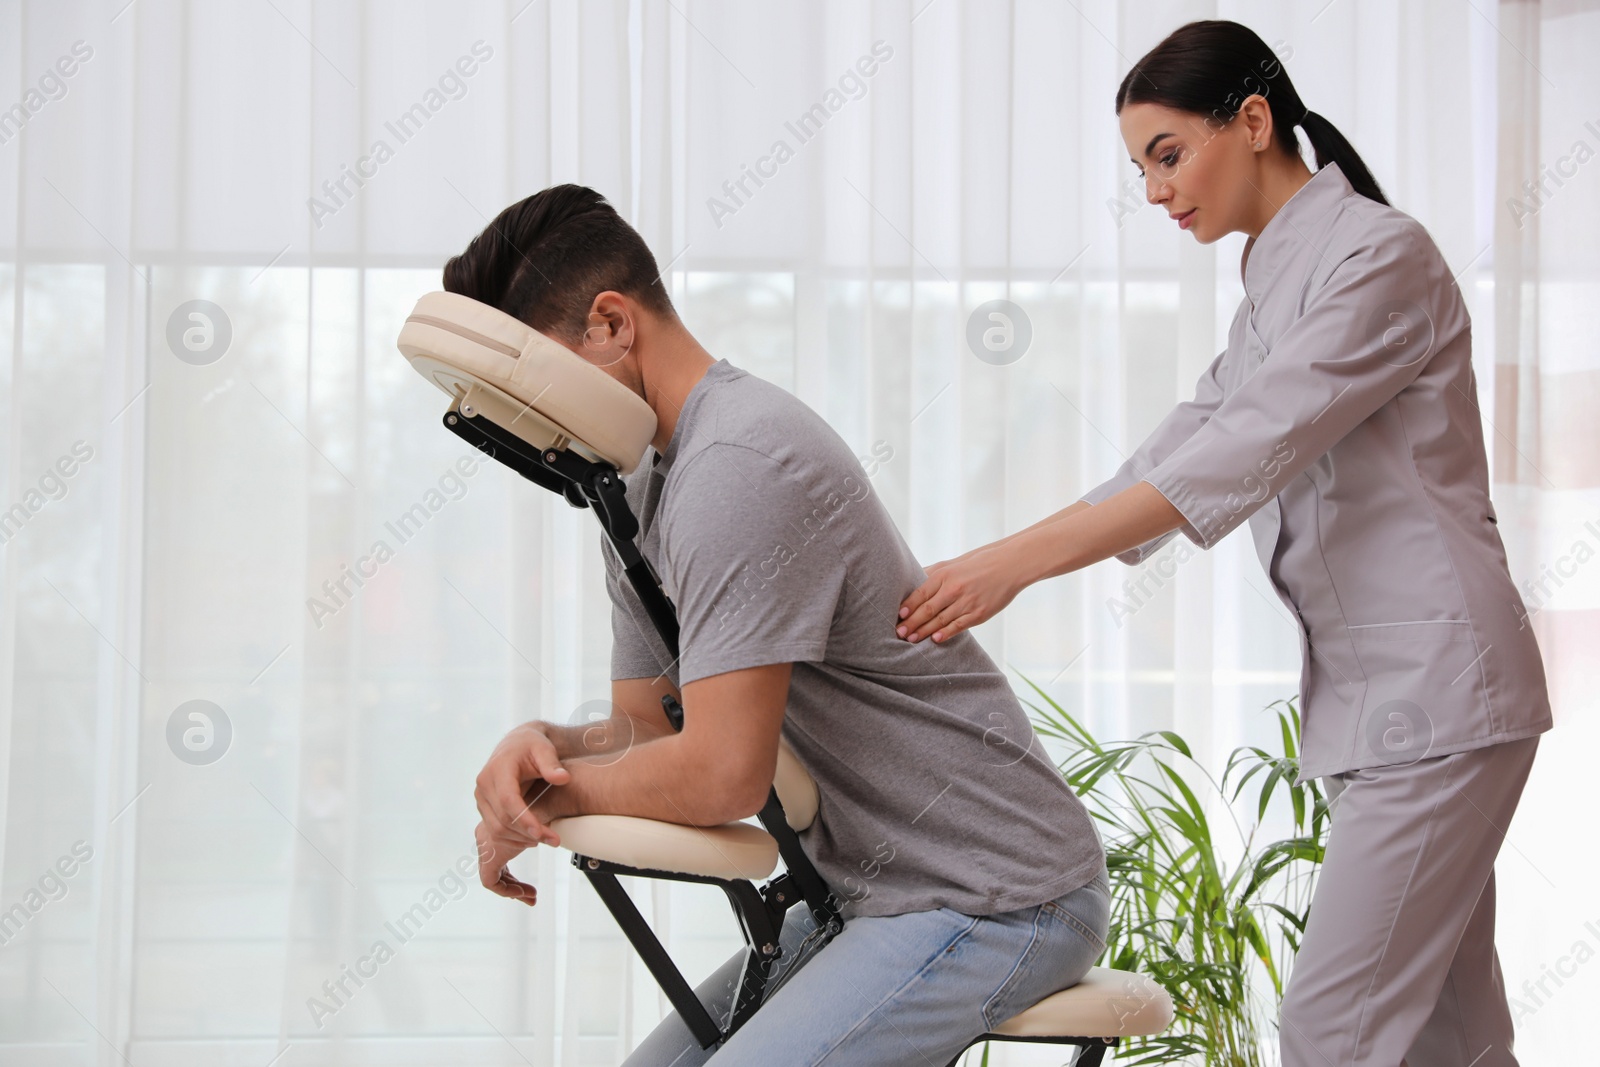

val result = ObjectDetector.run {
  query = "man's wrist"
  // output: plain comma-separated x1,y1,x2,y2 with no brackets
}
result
525,774,577,822
530,721,579,761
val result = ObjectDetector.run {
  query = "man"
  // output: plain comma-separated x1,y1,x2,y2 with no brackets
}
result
460,184,1108,1065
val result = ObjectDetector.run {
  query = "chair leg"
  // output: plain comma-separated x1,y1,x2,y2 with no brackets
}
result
1072,1041,1110,1066
721,880,784,1034
583,867,723,1049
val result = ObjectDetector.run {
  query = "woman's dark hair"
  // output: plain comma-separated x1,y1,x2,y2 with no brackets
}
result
1115,20,1389,206
443,184,676,341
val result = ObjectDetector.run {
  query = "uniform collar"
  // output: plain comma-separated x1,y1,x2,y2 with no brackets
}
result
1240,161,1356,304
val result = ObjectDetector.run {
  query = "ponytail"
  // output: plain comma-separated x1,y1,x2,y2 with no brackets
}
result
1116,20,1390,206
1298,109,1389,206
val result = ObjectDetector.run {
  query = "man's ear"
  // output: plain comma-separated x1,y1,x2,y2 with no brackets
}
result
581,290,637,368
586,291,633,340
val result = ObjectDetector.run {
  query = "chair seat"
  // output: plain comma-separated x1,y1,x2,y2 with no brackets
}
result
990,966,1175,1038
550,814,780,881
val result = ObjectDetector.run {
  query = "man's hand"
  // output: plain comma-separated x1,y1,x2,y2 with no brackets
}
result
473,725,583,904
475,819,540,905
469,686,675,906
475,721,571,849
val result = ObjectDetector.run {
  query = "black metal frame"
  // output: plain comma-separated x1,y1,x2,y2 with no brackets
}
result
445,403,1118,1062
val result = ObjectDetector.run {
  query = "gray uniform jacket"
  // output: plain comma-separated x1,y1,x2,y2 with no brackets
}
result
1081,162,1552,783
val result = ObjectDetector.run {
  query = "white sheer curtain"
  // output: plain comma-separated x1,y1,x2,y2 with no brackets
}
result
0,1,1591,1064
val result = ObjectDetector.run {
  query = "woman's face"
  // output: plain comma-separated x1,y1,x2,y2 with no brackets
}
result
1118,100,1262,244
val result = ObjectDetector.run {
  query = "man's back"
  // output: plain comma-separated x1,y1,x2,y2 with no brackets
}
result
604,359,1104,918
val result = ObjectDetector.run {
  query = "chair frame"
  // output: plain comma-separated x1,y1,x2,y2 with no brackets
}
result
445,399,1121,1064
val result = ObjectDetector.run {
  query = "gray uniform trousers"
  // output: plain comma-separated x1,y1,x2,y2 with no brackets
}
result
1278,735,1540,1067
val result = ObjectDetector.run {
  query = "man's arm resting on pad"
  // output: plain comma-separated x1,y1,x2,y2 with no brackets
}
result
474,663,791,904
473,675,681,845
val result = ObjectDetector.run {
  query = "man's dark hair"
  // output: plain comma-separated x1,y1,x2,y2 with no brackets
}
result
442,184,676,342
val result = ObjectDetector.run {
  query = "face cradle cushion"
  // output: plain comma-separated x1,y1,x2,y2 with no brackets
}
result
395,290,658,475
395,288,1175,1060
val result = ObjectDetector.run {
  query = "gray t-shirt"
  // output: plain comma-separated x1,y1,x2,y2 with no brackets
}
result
601,359,1105,919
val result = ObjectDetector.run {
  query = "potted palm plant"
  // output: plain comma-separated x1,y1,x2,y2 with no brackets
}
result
1011,683,1330,1067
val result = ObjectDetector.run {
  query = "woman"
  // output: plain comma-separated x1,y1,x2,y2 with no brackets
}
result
896,20,1550,1067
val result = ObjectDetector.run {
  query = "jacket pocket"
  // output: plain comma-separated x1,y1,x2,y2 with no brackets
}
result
1347,620,1488,765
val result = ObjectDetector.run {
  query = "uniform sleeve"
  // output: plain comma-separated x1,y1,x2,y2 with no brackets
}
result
1078,346,1229,564
602,531,677,681
1144,224,1448,550
661,444,849,686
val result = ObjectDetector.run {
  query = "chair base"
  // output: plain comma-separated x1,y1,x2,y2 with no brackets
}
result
945,1034,1117,1067
572,789,844,1050
582,851,1129,1065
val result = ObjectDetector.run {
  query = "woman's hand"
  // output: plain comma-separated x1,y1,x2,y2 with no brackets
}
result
895,488,1183,644
896,543,1024,643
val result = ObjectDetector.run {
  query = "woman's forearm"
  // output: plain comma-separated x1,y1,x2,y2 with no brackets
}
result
1005,481,1186,586
987,499,1094,551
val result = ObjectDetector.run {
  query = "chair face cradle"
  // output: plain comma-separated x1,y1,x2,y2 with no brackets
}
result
396,292,1174,1060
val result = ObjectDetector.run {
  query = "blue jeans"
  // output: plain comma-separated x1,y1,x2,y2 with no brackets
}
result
622,867,1111,1066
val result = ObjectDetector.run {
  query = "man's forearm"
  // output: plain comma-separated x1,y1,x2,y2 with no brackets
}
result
535,732,757,828
1006,481,1186,585
541,713,674,762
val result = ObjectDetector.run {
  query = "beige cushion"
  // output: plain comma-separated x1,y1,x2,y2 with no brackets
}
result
772,741,818,831
989,966,1175,1038
395,290,658,475
551,739,815,879
550,814,780,881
